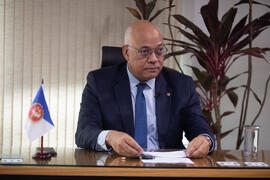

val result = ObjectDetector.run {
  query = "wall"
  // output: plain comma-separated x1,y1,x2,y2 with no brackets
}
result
0,0,182,153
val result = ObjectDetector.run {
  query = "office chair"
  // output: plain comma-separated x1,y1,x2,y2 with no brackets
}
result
101,46,126,68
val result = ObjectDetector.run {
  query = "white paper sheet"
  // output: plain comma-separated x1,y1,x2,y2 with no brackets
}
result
142,157,193,164
141,150,194,164
142,150,186,158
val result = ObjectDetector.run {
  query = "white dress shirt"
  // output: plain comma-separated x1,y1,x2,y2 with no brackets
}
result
95,65,159,151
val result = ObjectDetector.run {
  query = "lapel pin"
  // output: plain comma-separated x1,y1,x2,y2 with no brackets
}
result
166,92,171,97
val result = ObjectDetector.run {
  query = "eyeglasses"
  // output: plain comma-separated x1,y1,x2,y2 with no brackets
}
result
127,44,168,59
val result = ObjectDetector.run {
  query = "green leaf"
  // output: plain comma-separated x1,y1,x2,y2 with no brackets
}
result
126,7,142,20
220,111,235,119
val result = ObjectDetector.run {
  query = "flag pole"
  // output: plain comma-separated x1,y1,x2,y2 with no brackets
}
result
41,136,43,154
32,78,51,160
40,79,44,155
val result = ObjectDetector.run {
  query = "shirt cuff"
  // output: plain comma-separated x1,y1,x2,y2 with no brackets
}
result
95,130,112,151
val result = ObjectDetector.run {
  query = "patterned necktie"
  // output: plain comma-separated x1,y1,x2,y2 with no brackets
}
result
134,82,147,149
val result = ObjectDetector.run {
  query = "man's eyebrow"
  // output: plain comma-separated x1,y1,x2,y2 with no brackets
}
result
140,43,163,49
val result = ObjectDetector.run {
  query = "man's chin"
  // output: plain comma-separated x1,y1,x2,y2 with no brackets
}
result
143,73,159,81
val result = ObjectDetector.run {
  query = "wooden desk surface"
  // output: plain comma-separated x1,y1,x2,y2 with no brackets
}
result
0,148,270,178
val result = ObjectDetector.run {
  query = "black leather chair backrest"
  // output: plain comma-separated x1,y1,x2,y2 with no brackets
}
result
101,46,126,68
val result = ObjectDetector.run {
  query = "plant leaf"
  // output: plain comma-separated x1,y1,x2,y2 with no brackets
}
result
229,15,247,46
201,0,220,42
240,85,262,105
227,89,238,108
172,14,213,51
167,24,201,45
164,50,189,60
164,37,198,48
150,6,175,22
144,0,157,20
201,71,214,92
234,0,270,9
233,47,267,61
219,8,237,46
202,109,214,126
220,111,235,119
187,65,205,86
135,0,146,17
221,127,238,139
126,7,142,20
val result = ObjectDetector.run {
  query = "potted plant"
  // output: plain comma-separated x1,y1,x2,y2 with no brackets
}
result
164,0,270,149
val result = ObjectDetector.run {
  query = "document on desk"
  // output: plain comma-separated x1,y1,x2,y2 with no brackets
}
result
141,150,194,164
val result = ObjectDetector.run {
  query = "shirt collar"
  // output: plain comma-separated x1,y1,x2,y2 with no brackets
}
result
126,64,155,89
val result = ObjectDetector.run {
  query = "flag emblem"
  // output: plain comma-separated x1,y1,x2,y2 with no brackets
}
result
29,103,44,122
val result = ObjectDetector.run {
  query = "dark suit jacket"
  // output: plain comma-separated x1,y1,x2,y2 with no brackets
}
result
75,62,214,150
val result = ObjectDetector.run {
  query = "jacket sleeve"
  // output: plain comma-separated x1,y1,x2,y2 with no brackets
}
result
75,72,104,150
182,77,215,150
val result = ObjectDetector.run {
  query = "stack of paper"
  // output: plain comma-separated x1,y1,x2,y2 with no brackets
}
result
141,150,194,164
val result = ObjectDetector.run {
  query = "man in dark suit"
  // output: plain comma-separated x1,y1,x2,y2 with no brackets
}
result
75,20,214,158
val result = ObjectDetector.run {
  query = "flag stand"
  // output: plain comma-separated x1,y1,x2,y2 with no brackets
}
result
32,136,51,159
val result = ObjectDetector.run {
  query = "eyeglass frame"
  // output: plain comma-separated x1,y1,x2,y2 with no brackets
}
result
126,44,168,59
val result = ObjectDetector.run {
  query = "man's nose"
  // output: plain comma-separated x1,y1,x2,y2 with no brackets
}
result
148,51,158,63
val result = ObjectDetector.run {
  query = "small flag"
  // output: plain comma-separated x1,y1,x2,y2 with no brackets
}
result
24,85,54,141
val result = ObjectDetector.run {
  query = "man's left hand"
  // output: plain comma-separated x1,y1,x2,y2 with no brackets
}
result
186,135,211,158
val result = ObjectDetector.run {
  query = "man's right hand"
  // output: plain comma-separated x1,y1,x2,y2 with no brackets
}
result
105,130,143,157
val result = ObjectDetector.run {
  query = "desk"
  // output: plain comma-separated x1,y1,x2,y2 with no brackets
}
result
0,148,270,179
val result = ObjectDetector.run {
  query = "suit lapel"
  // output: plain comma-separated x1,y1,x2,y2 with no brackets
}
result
113,64,134,137
155,72,172,148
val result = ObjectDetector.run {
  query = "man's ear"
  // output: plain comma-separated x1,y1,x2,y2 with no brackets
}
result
122,45,129,61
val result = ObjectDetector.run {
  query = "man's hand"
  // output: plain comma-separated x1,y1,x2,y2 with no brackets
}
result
105,130,143,157
186,135,211,158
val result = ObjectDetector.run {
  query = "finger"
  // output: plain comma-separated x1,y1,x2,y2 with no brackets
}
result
187,140,210,158
118,142,141,157
186,140,202,157
126,138,144,154
188,145,208,158
121,138,143,157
